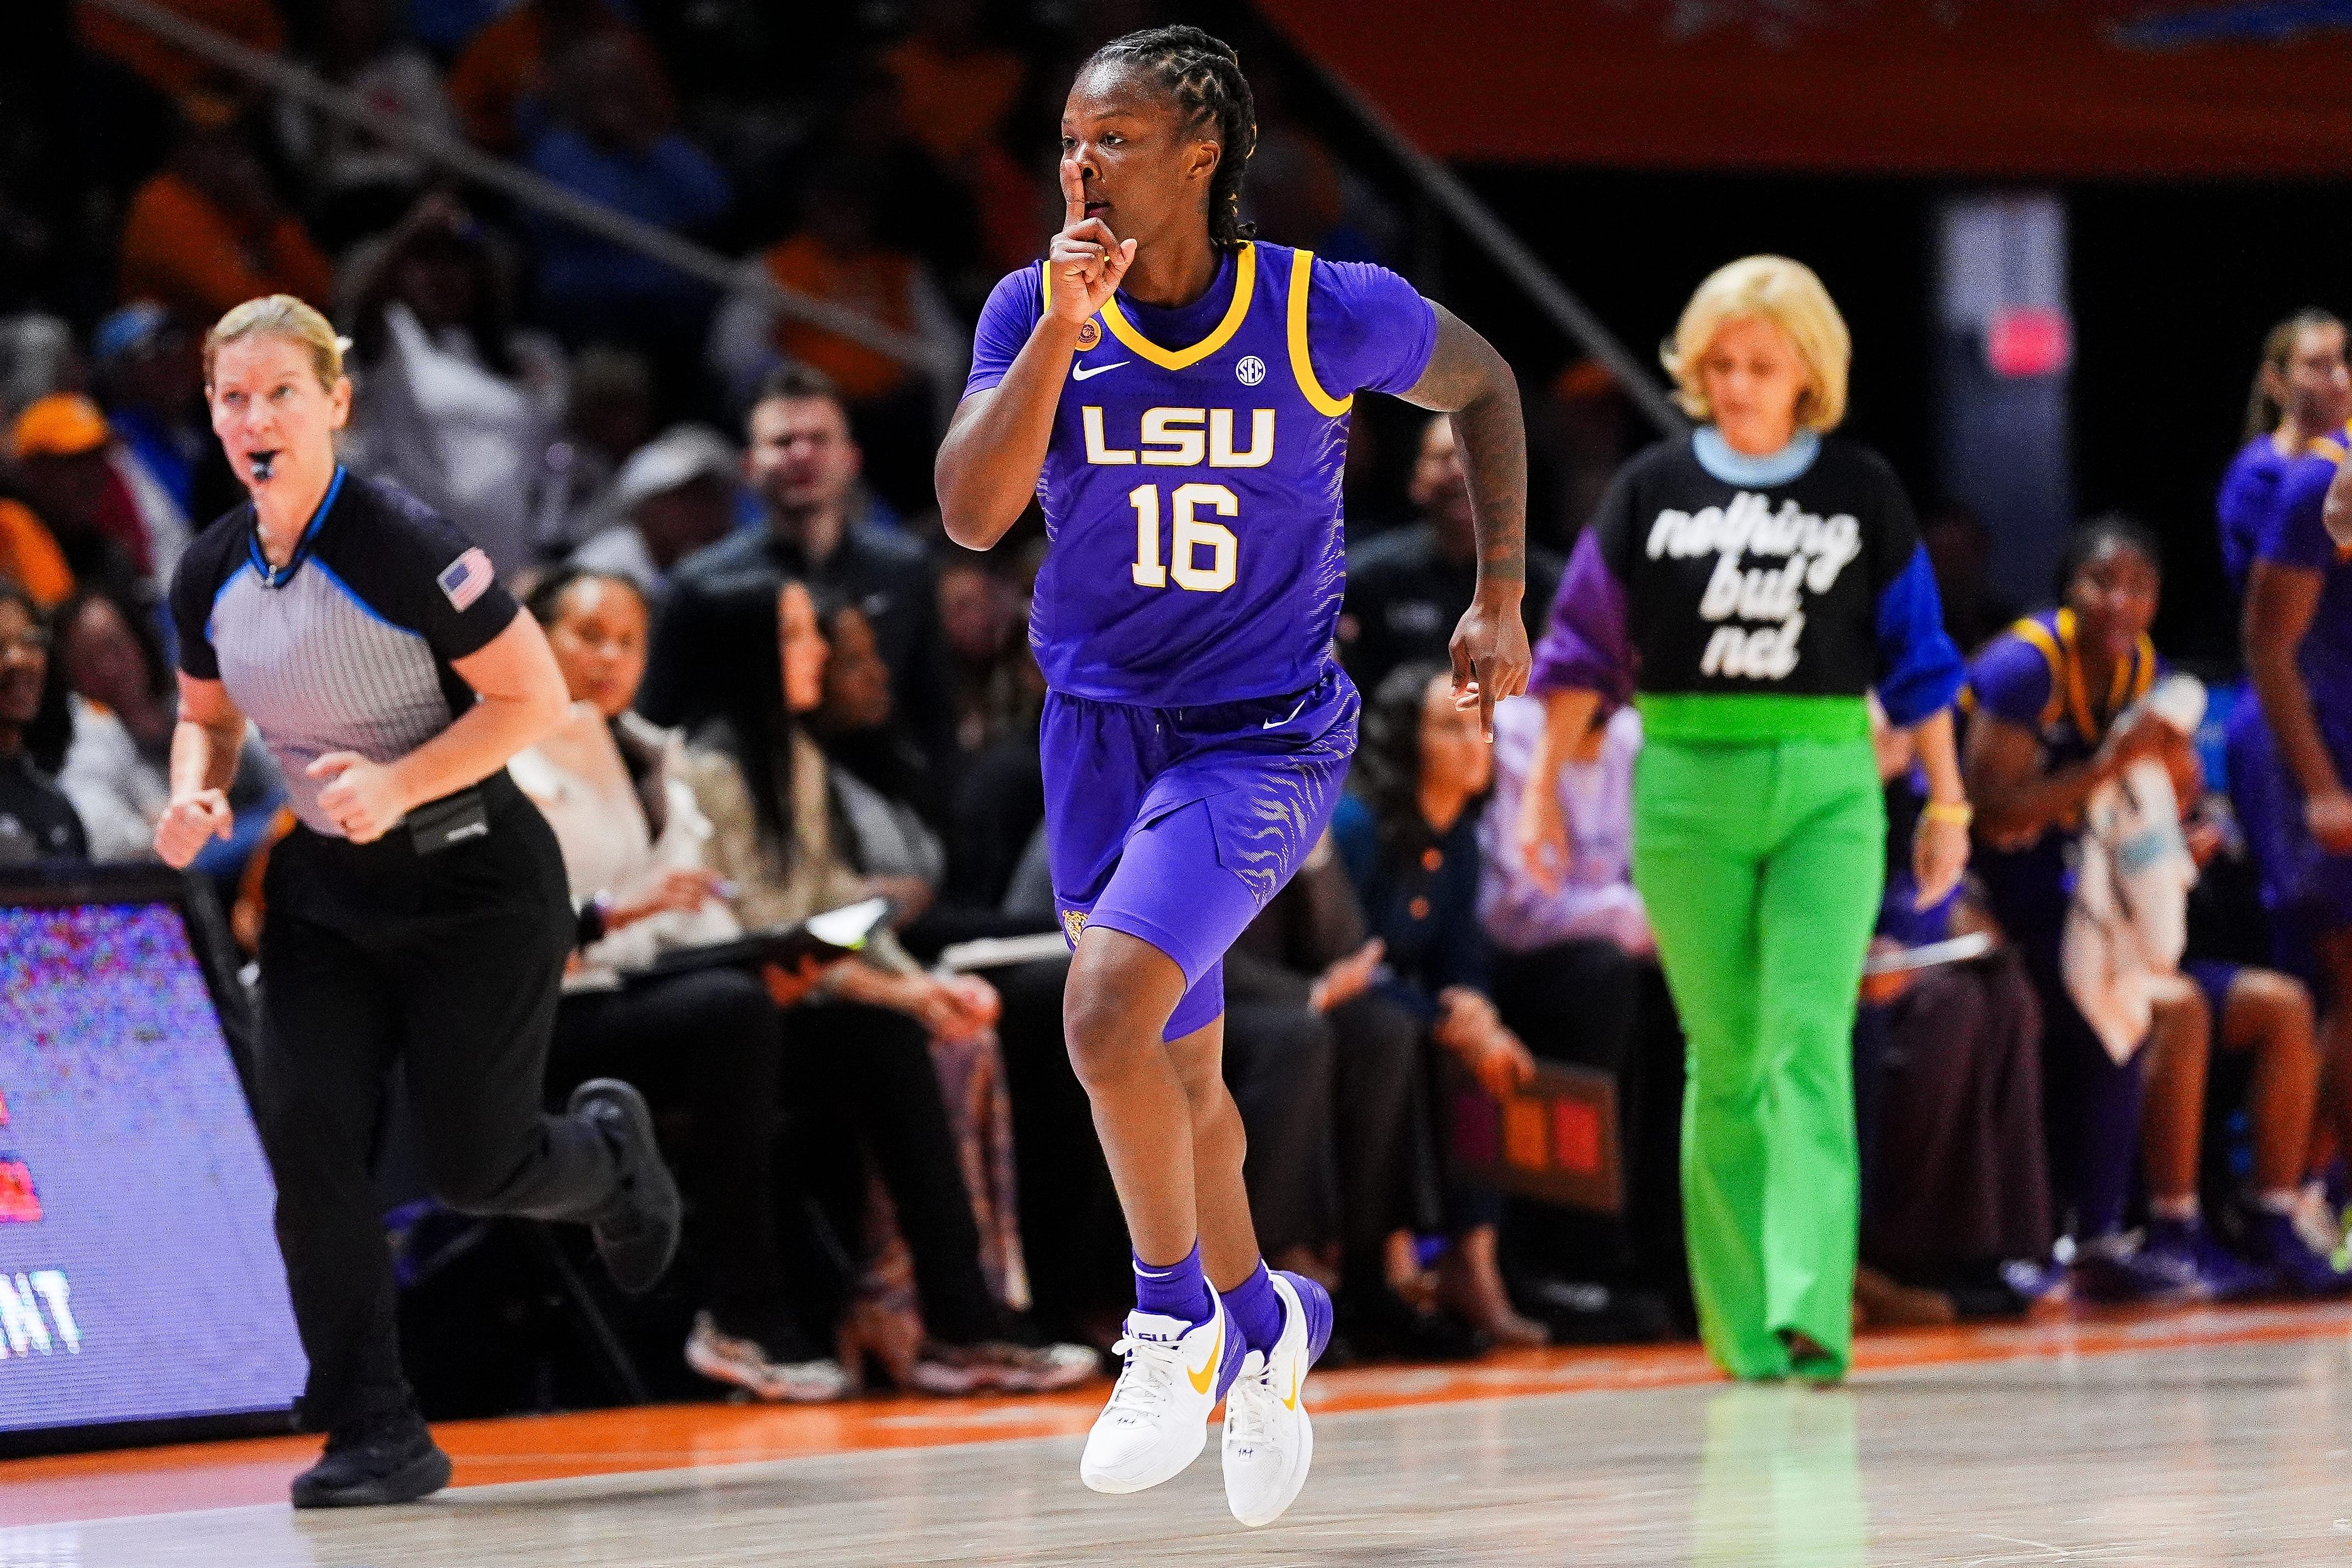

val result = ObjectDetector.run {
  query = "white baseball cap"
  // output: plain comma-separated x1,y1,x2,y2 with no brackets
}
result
612,424,738,513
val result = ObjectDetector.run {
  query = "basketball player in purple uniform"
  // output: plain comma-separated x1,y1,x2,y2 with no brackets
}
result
936,27,1529,1526
2249,370,2352,1232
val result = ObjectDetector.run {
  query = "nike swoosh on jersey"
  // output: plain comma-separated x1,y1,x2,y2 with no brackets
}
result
1186,1322,1224,1396
1262,695,1310,729
1070,360,1130,382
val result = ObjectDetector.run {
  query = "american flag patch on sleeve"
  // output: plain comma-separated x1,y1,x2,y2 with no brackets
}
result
437,547,494,612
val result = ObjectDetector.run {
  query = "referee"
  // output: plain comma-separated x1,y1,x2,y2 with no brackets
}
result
155,296,680,1509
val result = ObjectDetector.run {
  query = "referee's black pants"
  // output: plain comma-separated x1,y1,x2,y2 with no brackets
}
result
256,777,623,1434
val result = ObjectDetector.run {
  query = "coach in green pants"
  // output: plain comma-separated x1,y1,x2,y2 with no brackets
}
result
1515,257,1971,1380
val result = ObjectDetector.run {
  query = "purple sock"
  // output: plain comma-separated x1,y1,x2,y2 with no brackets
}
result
1133,1241,1214,1323
1219,1261,1285,1354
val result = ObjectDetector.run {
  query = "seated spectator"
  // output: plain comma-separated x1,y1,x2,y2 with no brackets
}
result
519,35,730,361
538,344,657,551
808,596,948,859
682,577,1091,1392
447,0,655,154
1523,359,1638,556
53,587,280,869
0,316,81,428
1965,514,2350,1297
340,195,561,576
1483,696,1689,1320
1334,661,1549,1348
1241,71,1396,266
512,566,850,1402
818,60,986,305
708,159,958,512
1225,839,1469,1360
91,302,209,578
570,425,738,605
880,0,1026,170
0,584,85,862
8,395,150,601
641,365,949,765
942,652,1049,918
937,559,1026,757
117,107,332,322
0,489,72,612
1855,706,2050,1318
274,0,460,248
872,2,1033,290
1341,416,1563,695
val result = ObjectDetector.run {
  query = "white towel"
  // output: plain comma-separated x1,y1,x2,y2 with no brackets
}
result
2061,674,2206,1063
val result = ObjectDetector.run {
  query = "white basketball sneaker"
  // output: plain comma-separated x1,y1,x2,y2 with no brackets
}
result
1220,1271,1334,1528
1079,1294,1242,1495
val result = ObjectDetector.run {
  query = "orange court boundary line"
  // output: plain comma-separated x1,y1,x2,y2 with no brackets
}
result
5,1299,2349,1528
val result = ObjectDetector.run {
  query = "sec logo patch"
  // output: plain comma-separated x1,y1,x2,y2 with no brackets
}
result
1236,355,1267,386
1076,319,1102,349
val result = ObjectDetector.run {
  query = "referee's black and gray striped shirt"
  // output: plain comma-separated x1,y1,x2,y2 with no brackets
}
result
169,468,519,837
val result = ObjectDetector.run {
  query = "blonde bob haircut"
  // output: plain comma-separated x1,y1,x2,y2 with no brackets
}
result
203,294,349,391
1661,256,1851,433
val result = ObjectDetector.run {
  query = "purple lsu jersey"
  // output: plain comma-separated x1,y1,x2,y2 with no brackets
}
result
2257,425,2352,708
2216,433,2289,601
965,241,1437,707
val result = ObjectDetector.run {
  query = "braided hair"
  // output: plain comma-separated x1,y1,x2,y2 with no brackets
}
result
1086,26,1258,250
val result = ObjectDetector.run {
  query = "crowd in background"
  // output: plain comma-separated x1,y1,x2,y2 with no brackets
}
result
1,0,2347,1413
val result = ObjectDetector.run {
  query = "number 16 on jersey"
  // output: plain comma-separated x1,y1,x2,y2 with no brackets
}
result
1129,483,1238,593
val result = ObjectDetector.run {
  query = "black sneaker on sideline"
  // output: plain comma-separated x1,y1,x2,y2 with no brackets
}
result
290,1414,452,1508
568,1077,682,1295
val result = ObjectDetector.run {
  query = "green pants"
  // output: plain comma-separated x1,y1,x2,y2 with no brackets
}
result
1631,729,1884,1380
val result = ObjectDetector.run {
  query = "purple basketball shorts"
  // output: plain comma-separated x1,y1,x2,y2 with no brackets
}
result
1041,666,1358,1040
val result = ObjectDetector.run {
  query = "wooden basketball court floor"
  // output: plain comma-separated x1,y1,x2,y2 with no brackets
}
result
7,1303,2352,1566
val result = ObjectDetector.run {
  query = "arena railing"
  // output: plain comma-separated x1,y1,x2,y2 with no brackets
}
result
1239,10,1688,437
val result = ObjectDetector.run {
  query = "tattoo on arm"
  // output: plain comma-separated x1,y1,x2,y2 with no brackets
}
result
1404,304,1527,588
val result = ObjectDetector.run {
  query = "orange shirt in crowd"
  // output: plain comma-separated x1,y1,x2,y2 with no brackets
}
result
447,2,665,152
881,36,1026,165
0,501,74,610
762,234,920,404
76,0,284,98
117,169,333,320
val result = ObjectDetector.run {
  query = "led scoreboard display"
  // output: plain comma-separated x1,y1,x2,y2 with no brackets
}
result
0,867,303,1454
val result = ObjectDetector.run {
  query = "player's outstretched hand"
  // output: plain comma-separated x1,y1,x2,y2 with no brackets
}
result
1049,159,1135,326
1448,591,1533,741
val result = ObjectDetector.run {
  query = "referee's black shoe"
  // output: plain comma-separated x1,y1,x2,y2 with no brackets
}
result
570,1077,683,1294
291,1412,452,1508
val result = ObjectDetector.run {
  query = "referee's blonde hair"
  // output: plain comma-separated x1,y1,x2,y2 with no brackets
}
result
1662,256,1850,433
204,295,349,392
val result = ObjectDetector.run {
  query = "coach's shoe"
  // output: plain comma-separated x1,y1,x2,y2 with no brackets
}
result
570,1078,682,1295
1222,1270,1334,1528
291,1412,452,1508
912,1339,1100,1394
686,1312,852,1403
1080,1294,1243,1494
2247,1210,2352,1297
